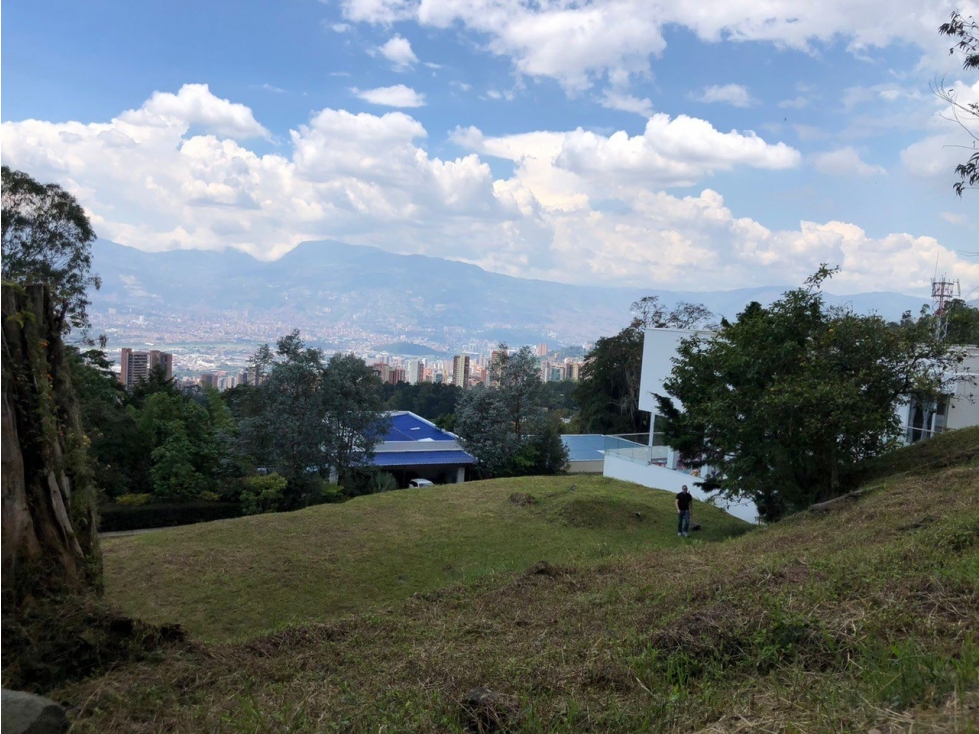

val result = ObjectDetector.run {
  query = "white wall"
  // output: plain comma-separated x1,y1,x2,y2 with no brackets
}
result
947,348,979,431
638,328,713,413
603,454,758,523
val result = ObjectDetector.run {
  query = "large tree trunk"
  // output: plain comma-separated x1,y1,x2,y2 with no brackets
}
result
1,284,100,616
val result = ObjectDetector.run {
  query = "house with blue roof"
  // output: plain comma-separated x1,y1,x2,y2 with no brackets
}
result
370,411,476,486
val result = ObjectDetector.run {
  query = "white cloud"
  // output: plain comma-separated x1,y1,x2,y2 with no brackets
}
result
1,87,503,262
4,84,978,296
779,96,810,109
331,22,351,32
120,83,269,139
599,90,654,116
940,211,968,225
339,0,972,92
550,115,800,188
376,35,418,69
353,84,426,107
812,148,886,177
691,84,754,108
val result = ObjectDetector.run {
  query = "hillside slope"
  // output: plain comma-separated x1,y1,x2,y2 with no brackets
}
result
61,429,979,732
101,476,750,642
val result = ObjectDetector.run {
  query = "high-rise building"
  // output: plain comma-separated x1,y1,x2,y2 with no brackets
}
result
407,359,424,385
200,373,220,389
537,343,549,357
452,355,471,388
120,348,173,390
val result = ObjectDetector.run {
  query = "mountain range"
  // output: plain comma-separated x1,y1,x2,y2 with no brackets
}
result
90,239,940,349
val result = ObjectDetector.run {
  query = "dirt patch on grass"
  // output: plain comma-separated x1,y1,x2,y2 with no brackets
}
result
553,497,652,530
508,492,538,506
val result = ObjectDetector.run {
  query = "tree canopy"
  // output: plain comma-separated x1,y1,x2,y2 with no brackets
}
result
236,331,388,507
456,344,567,477
1,166,100,329
656,269,955,522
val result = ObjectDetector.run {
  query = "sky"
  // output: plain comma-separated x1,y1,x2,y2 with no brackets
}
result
3,0,979,297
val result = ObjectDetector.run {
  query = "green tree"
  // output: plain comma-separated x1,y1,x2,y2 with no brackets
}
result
1,167,101,330
321,352,389,487
249,332,329,499
237,332,388,506
574,325,647,434
380,381,463,422
456,345,568,477
942,298,979,344
938,12,979,195
67,347,144,497
656,268,953,522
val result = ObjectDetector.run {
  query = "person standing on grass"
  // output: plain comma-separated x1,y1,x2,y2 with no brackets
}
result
676,485,693,537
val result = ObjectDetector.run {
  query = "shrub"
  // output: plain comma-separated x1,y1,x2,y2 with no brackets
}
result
241,473,288,515
371,471,399,493
199,490,221,502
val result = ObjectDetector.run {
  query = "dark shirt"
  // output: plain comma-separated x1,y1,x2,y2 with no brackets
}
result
676,491,692,512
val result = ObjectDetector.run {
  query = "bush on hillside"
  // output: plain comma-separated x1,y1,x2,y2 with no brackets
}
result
241,473,288,515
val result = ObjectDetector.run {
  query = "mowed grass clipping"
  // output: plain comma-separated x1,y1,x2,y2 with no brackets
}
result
62,429,979,733
103,475,750,642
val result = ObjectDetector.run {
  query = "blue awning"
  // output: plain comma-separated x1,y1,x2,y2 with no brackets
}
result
372,450,476,467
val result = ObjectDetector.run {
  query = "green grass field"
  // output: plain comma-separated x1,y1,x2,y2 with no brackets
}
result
60,429,979,732
103,475,750,642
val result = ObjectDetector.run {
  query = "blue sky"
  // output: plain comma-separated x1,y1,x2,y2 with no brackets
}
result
3,0,979,296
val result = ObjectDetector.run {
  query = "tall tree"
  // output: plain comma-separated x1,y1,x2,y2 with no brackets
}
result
237,332,388,506
656,268,954,522
938,12,979,195
2,285,101,613
942,298,979,345
251,332,329,497
456,345,568,477
321,353,389,485
1,167,101,330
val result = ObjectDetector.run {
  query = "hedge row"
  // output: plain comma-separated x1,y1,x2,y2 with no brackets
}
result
99,501,244,532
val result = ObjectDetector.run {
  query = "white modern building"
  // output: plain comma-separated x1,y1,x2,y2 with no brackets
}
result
601,328,759,523
602,330,979,524
895,346,979,442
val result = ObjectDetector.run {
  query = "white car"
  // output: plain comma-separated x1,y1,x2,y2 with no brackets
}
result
408,478,434,488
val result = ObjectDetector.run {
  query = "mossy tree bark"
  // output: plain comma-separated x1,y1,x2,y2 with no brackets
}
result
1,284,101,615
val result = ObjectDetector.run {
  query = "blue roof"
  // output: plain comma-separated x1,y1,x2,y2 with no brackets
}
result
561,434,606,462
383,412,456,442
372,450,476,467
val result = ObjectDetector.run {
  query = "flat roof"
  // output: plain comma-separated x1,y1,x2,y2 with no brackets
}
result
382,411,457,442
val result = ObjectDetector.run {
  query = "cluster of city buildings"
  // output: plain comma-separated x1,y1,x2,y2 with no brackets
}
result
369,344,583,388
115,343,587,392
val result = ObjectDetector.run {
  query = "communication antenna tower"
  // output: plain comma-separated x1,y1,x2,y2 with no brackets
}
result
931,273,961,340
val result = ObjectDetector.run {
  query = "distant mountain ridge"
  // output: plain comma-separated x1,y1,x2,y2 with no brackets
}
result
90,239,936,347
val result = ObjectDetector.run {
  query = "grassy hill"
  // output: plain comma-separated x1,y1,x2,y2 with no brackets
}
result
102,476,750,642
59,429,979,732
